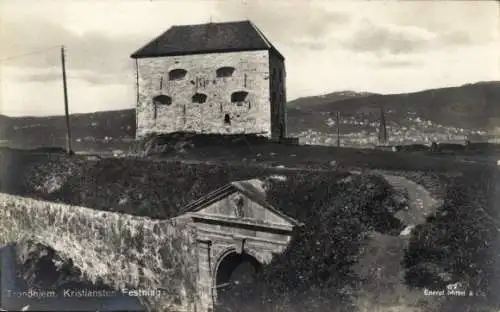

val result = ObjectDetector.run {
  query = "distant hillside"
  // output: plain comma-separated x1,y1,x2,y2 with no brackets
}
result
0,109,135,151
1,81,499,149
287,81,500,146
287,91,378,111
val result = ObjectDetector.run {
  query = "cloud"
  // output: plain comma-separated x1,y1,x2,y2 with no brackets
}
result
14,71,62,83
340,19,437,54
439,30,472,46
340,17,479,55
12,69,130,86
214,1,483,55
213,0,351,50
287,37,329,51
1,66,135,117
376,58,423,68
0,18,146,84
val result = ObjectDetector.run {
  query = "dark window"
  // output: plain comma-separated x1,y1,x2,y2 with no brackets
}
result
168,69,187,80
271,91,276,104
224,114,231,125
153,95,172,106
216,67,235,78
192,93,207,104
231,91,248,103
152,95,172,119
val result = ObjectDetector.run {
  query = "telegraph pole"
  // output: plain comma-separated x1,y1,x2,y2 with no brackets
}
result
336,111,341,149
378,106,388,146
61,45,73,155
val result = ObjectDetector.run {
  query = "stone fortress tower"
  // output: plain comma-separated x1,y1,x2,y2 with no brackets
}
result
131,20,287,141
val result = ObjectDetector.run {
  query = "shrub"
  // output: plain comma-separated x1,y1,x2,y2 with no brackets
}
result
403,166,500,305
218,173,406,311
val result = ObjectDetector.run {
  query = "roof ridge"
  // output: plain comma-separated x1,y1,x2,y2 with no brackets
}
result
174,19,251,28
181,184,235,213
130,20,284,60
247,21,272,49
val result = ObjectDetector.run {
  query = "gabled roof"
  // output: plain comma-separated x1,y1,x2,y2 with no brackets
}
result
180,178,300,226
130,20,284,60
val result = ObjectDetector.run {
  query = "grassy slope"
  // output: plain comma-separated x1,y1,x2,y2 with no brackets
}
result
1,145,498,312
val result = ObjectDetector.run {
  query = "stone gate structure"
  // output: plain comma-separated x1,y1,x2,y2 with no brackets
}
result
175,179,302,311
0,179,301,312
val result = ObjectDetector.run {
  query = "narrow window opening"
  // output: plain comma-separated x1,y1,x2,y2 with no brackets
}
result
224,114,231,125
168,69,187,81
192,93,207,104
216,67,235,78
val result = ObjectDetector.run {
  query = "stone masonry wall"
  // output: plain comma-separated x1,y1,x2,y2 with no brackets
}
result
268,51,287,140
0,193,199,312
136,51,272,139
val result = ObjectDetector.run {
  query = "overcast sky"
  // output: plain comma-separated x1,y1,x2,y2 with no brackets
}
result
0,0,498,117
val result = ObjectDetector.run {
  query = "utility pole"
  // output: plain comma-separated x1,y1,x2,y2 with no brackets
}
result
61,45,73,155
336,111,341,149
378,106,388,146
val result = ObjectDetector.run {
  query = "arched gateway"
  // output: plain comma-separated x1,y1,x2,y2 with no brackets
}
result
175,179,302,312
215,250,261,289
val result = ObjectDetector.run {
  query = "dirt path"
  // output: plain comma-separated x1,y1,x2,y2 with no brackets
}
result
353,174,445,312
382,174,443,226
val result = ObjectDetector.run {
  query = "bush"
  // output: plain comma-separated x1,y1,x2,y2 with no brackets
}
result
218,173,406,311
403,166,500,304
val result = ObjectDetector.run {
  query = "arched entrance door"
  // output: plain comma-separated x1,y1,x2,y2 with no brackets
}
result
214,252,261,306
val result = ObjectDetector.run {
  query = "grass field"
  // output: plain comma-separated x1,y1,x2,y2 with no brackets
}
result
1,140,499,312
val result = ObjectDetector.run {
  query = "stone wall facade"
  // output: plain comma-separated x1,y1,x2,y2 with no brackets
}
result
0,193,199,312
268,51,287,140
135,50,286,140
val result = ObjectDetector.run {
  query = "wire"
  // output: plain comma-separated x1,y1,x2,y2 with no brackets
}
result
0,45,61,63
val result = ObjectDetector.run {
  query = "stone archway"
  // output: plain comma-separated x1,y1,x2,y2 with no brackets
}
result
213,250,262,305
215,251,262,288
1,242,146,311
